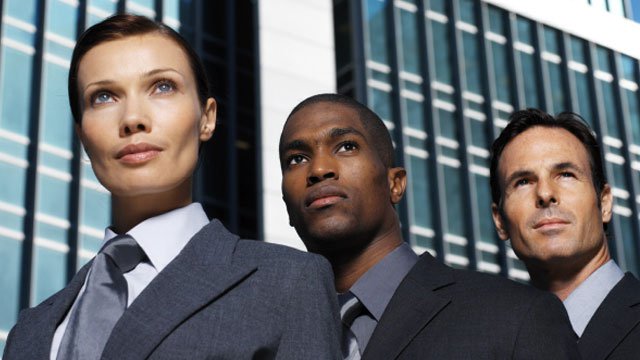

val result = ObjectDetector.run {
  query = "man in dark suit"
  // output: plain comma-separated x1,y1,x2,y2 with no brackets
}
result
279,94,579,359
3,217,341,359
490,108,640,360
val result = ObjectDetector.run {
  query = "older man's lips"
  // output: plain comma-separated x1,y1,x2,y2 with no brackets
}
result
533,218,569,230
116,143,162,164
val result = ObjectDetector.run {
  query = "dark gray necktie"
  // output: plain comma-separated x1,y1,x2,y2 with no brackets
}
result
57,234,145,360
339,292,364,360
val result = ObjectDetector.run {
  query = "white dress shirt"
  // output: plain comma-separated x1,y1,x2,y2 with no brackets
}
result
563,259,624,337
50,203,209,360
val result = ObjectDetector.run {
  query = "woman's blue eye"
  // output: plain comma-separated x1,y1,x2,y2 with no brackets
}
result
156,81,175,93
94,92,113,104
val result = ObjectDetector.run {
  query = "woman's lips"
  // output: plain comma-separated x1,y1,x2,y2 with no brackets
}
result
116,143,162,164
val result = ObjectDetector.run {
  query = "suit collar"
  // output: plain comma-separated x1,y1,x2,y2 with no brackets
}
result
362,253,455,360
579,272,640,360
26,262,92,359
102,220,257,359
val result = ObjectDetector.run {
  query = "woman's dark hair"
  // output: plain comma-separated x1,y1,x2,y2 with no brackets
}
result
68,14,210,124
489,108,607,207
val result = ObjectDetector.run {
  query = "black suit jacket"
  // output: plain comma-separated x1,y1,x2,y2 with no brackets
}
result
3,220,341,359
362,253,579,359
579,272,640,360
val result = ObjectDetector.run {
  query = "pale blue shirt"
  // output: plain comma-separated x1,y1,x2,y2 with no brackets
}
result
50,203,209,360
563,259,624,337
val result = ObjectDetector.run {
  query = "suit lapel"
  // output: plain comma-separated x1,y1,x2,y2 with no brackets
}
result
579,273,640,360
19,262,92,359
362,254,454,360
102,220,257,359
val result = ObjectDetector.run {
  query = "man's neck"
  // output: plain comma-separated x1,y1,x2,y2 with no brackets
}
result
330,224,404,293
529,245,611,301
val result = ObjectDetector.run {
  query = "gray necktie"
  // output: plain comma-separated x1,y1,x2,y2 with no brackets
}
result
57,234,145,360
339,292,364,360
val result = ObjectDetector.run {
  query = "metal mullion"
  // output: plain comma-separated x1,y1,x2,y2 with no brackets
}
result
117,0,126,14
417,0,444,259
478,1,508,276
558,31,572,112
533,22,551,113
587,41,625,267
448,0,478,270
225,0,238,233
351,0,368,103
506,12,523,111
66,0,89,284
611,52,640,272
155,0,163,21
20,0,48,310
385,1,410,245
253,0,263,240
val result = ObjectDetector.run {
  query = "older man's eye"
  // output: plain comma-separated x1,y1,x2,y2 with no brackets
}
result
515,178,529,187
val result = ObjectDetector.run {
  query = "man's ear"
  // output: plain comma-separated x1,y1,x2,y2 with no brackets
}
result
199,97,217,141
600,183,613,223
388,167,407,204
491,203,510,241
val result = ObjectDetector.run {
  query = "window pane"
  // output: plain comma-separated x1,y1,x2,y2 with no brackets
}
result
462,32,482,94
32,246,67,305
0,237,21,331
570,37,587,64
405,98,425,131
520,52,540,108
399,9,420,74
600,80,621,138
548,62,566,113
81,188,110,230
443,165,466,236
625,88,640,145
574,71,595,127
491,42,512,104
37,174,70,220
431,20,453,85
516,17,533,45
458,0,476,24
488,6,506,35
47,0,77,39
543,27,560,54
41,62,74,149
365,0,390,65
0,47,34,136
0,162,26,207
409,155,433,229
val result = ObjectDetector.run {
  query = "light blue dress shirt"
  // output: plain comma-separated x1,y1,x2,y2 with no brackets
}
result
563,259,624,337
50,203,209,360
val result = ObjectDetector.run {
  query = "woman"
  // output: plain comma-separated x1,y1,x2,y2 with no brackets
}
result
3,14,340,360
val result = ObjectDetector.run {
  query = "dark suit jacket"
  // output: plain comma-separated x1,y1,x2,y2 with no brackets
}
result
579,272,640,360
362,253,579,359
3,220,341,360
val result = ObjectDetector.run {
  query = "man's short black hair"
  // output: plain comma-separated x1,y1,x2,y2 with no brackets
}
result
489,108,607,207
281,93,395,168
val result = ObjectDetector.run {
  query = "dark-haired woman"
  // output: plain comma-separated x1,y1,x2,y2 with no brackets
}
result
3,14,340,360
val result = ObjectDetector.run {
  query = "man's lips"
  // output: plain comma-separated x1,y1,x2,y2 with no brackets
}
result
305,186,347,209
533,218,570,230
116,143,163,164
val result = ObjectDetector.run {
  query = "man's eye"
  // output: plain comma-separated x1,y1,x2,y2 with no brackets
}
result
515,179,529,187
560,172,574,178
92,92,114,105
338,142,358,152
288,155,307,166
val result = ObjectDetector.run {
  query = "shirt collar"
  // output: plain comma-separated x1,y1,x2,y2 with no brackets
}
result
103,203,209,273
349,242,418,321
563,259,624,336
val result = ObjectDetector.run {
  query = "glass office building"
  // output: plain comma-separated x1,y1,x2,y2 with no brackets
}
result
0,0,259,351
334,0,640,280
2,0,640,354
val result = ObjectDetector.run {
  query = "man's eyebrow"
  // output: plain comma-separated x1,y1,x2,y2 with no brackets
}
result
281,139,310,153
504,169,534,186
554,161,584,174
329,127,366,139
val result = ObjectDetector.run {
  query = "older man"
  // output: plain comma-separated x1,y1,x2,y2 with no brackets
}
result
490,108,640,359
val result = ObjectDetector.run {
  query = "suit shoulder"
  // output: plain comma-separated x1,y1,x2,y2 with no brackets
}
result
234,239,330,270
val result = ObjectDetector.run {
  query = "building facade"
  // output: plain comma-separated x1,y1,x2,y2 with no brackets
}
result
2,0,640,353
331,0,640,282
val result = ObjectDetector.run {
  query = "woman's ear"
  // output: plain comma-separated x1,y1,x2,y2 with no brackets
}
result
200,97,217,141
